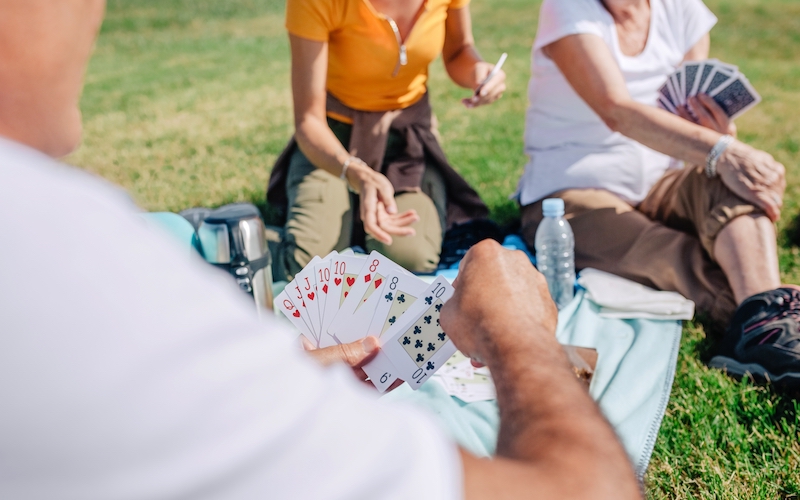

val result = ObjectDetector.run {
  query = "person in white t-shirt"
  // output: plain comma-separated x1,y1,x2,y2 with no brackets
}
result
518,0,800,387
0,0,642,498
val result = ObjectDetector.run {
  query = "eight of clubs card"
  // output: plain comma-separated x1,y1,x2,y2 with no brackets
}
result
367,272,428,338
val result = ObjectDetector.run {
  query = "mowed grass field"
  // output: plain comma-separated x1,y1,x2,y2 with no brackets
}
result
71,0,800,497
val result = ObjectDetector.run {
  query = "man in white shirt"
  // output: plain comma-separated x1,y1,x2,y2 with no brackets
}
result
0,1,640,498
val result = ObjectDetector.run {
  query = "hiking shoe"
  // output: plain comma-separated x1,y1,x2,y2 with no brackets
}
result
708,286,800,388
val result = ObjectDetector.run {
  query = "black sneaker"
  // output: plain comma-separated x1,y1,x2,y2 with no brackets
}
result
708,286,800,388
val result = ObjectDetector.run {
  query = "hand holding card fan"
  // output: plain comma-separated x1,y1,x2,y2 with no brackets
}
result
658,59,761,121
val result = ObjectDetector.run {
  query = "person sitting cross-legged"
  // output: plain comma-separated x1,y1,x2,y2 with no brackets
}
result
517,0,800,386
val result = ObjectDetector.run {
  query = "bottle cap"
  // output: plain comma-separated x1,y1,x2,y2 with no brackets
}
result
542,198,565,218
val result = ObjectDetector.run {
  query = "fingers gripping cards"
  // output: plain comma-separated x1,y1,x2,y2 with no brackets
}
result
276,250,454,392
657,58,761,121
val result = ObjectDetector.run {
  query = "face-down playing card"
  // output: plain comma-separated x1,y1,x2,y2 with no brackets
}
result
691,62,714,97
364,276,457,392
681,61,700,101
709,76,761,120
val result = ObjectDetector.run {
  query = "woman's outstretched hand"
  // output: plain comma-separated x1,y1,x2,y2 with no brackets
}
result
344,158,419,245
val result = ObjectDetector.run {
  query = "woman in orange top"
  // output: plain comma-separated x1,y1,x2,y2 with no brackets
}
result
267,0,506,279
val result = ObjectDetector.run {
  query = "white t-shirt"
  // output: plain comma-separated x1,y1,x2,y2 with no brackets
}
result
517,0,717,206
0,137,461,499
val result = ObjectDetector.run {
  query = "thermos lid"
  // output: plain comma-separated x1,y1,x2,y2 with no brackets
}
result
204,203,261,225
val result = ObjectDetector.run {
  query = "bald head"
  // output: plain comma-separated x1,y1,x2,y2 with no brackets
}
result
0,0,105,157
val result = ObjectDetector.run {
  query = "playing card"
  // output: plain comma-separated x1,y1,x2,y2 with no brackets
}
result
331,276,393,344
366,272,429,338
701,67,732,95
666,75,682,106
691,61,714,97
659,81,678,110
669,71,683,106
320,253,366,339
312,253,338,347
657,95,677,114
327,251,405,342
286,256,322,339
436,373,496,403
275,288,316,345
682,62,701,101
367,276,457,391
710,75,761,120
291,255,327,343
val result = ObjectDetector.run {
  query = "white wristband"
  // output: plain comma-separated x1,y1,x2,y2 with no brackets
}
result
705,135,734,178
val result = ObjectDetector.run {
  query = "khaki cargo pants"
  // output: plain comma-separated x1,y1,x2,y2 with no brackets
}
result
521,165,760,329
274,120,446,282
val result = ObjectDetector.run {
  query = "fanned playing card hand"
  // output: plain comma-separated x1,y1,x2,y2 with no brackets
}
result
276,250,451,391
658,59,761,121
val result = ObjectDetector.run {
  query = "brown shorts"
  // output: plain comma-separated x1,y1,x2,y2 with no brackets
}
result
521,165,759,328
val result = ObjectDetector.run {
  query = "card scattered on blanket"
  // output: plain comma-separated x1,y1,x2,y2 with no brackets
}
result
657,58,761,121
277,251,454,391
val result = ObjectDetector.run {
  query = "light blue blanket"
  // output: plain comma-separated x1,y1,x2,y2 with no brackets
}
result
141,213,680,479
383,288,680,479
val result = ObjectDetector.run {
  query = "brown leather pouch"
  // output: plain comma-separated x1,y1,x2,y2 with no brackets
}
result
563,345,598,387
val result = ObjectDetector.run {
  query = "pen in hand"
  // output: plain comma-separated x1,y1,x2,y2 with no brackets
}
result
474,52,508,97
463,53,508,108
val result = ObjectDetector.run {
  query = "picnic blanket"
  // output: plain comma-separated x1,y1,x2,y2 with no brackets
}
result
384,288,681,479
140,213,680,479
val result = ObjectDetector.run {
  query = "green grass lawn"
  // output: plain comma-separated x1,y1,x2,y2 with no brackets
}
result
71,0,800,497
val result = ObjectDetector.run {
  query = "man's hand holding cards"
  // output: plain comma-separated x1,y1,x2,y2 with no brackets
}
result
276,250,457,392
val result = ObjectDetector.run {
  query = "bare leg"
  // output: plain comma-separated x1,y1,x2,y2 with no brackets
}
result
714,214,781,304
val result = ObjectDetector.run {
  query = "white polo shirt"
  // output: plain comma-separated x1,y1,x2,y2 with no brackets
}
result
517,0,717,206
0,137,461,499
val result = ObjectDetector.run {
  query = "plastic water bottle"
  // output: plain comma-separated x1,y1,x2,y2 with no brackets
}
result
534,198,575,309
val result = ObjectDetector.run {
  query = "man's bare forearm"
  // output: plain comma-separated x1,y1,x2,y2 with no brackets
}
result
441,242,641,499
484,318,641,499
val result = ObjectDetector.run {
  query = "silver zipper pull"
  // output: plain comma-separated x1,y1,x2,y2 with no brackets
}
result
399,45,408,66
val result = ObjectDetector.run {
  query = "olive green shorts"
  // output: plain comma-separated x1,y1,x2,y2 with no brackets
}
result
274,119,447,281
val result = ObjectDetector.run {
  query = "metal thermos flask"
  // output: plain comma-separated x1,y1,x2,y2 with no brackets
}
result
197,204,274,314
